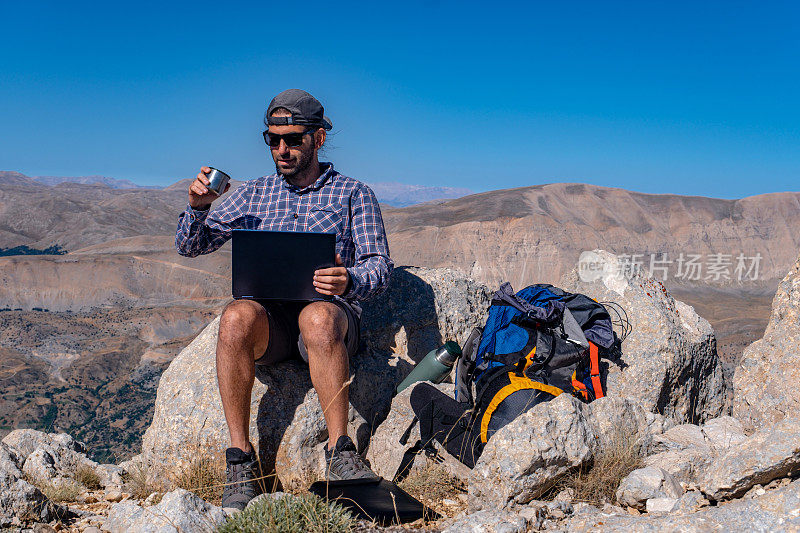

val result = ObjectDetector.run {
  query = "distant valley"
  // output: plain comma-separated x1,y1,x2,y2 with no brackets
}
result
0,170,797,460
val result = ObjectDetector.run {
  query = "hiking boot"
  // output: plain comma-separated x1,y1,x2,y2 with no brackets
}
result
324,435,380,481
222,446,262,510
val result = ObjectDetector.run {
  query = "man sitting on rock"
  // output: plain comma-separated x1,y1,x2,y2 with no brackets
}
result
175,89,393,509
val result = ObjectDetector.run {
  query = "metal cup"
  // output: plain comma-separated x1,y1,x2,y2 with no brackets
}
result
205,167,231,195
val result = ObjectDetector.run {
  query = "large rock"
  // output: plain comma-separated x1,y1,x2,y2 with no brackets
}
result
104,488,226,533
616,467,683,510
22,448,57,483
2,429,119,489
733,252,800,432
640,417,745,487
700,416,747,452
2,430,84,460
643,449,711,487
0,445,22,480
468,394,595,507
650,424,710,455
0,443,55,528
442,509,529,533
564,477,800,532
560,250,727,423
584,396,673,455
699,416,800,501
141,267,490,490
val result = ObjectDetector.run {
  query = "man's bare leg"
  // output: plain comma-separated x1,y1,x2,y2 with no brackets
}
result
216,299,269,453
298,301,349,449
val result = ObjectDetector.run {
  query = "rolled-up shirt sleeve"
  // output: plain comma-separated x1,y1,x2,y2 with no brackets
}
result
344,184,394,300
175,183,253,257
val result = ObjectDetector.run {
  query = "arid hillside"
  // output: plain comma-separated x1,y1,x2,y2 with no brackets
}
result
0,236,230,311
383,182,800,288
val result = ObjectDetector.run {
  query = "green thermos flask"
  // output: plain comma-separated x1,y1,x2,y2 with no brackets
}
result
395,341,462,395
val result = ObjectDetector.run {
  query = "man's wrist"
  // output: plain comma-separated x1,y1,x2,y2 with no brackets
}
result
343,268,356,298
344,273,353,295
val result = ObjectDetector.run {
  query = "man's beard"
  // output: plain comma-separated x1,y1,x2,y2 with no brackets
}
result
274,147,314,183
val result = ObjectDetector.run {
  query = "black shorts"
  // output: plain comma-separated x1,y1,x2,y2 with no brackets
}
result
253,298,361,365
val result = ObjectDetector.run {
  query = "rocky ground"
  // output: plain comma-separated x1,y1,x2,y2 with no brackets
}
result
3,251,800,531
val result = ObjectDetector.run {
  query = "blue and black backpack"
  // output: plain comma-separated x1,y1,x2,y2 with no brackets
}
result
403,282,626,471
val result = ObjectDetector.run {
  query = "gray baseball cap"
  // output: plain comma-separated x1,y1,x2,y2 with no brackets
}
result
265,89,333,130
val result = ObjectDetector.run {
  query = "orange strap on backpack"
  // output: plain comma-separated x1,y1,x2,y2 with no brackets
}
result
589,342,604,399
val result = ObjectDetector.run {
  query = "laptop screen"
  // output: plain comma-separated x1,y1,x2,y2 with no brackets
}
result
232,230,336,301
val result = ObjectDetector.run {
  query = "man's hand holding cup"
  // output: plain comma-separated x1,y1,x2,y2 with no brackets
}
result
189,166,231,209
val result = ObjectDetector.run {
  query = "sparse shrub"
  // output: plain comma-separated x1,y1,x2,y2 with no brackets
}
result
398,460,466,516
170,447,226,505
216,493,356,533
123,461,163,500
557,428,644,506
74,464,102,490
38,478,83,503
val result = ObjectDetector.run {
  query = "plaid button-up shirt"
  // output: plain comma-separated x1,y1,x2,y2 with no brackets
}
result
175,163,393,301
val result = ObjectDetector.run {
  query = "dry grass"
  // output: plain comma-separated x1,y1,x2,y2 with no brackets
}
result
123,461,165,500
36,478,83,503
74,464,102,490
169,446,227,505
557,429,644,506
397,460,466,516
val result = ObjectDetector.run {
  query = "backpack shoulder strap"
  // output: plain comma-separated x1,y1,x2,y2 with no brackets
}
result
589,341,604,399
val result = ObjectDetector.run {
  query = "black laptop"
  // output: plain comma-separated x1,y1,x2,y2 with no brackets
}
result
232,230,336,301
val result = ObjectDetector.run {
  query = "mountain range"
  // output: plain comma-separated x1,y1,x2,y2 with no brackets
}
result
1,171,472,208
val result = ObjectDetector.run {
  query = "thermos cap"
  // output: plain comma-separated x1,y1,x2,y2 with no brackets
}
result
434,341,462,367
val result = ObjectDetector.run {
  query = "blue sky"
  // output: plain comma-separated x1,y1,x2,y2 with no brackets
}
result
1,1,798,198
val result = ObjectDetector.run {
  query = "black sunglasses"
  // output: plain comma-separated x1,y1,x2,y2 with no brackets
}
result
262,129,317,148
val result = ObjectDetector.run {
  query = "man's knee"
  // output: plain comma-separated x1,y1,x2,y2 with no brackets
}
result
298,302,347,350
219,300,267,342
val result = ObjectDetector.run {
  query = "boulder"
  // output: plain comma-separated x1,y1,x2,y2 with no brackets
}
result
699,416,800,501
21,448,58,483
140,267,490,490
639,418,744,487
645,497,678,513
95,463,126,490
2,429,118,489
650,424,709,454
642,449,711,487
0,479,55,528
561,250,727,423
468,394,595,508
616,467,683,510
733,253,800,432
104,488,226,533
700,416,747,452
360,267,492,364
564,478,800,532
366,383,470,482
0,444,22,480
0,443,55,528
2,430,85,460
441,509,529,533
584,396,673,455
672,490,709,515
